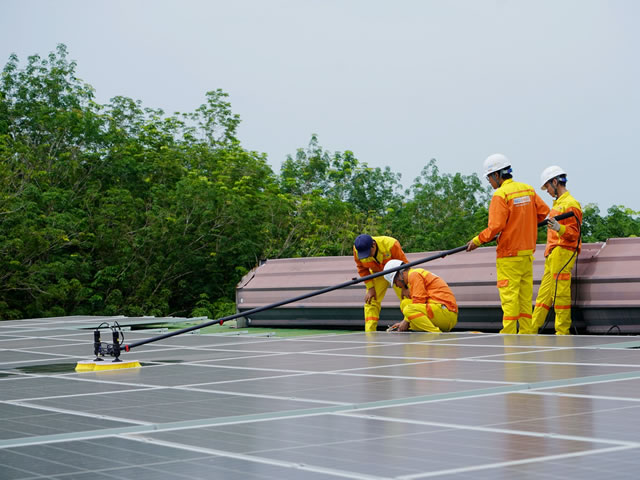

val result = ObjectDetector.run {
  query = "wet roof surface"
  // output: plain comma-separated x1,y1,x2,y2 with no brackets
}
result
2,316,640,479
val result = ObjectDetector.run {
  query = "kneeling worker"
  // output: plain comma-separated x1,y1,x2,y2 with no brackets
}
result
383,260,458,333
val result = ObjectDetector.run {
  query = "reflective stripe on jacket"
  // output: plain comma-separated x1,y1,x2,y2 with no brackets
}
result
544,191,582,257
407,268,458,313
474,179,550,258
353,236,408,289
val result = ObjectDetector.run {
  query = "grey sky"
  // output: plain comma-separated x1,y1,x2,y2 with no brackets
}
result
2,0,639,211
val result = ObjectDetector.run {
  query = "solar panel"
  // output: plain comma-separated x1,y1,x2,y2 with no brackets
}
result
1,316,640,479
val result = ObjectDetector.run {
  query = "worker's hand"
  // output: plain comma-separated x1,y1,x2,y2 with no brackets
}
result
466,239,478,252
364,287,377,304
547,217,561,232
397,320,410,332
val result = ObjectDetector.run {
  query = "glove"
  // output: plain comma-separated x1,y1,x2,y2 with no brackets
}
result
547,217,561,232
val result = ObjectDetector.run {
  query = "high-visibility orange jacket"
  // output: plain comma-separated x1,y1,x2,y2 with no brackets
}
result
354,236,408,289
407,268,458,313
473,179,550,258
544,191,582,257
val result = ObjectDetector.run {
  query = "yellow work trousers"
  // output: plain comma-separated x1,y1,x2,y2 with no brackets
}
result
531,247,577,335
402,301,458,333
364,275,403,331
496,255,534,334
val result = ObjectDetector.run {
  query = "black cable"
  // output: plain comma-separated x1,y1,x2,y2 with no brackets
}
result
571,250,580,336
112,321,124,344
606,325,621,335
541,215,581,334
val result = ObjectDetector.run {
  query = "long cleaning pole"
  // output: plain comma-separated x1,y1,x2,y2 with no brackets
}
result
123,211,574,351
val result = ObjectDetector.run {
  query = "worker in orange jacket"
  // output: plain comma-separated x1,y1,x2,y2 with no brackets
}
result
529,166,582,335
353,234,409,331
466,154,549,334
383,259,458,333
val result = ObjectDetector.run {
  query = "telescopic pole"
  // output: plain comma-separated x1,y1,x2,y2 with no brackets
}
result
122,211,575,352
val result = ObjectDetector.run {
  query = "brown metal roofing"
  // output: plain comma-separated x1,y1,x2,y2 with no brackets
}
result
236,238,640,332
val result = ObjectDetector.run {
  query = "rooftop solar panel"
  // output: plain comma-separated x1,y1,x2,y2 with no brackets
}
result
1,316,639,479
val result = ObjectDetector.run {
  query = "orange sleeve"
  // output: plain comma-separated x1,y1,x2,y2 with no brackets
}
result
558,206,582,244
535,193,550,222
390,240,409,263
408,270,428,304
477,194,508,244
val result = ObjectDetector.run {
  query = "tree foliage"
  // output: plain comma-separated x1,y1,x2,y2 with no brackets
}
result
0,45,277,319
384,159,491,251
581,204,640,242
1,45,636,320
273,134,403,258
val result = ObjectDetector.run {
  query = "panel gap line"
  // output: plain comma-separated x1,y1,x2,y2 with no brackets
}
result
327,371,524,385
136,351,292,364
122,434,390,480
6,370,638,449
170,385,351,406
395,445,638,480
337,412,640,447
456,357,640,368
481,402,640,434
3,386,164,403
0,356,83,367
522,390,640,402
1,348,82,358
1,400,153,425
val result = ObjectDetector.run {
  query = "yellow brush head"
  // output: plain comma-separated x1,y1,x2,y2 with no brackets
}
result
75,360,141,372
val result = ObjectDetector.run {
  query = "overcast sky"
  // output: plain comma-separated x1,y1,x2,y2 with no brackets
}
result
2,0,639,211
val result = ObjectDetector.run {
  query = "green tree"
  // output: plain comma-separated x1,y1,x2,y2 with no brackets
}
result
386,159,491,251
274,135,404,258
0,45,105,318
582,204,640,242
280,134,402,215
0,45,281,320
3,44,639,322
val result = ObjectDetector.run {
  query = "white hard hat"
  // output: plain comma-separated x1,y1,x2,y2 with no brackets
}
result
540,165,567,188
483,153,511,177
383,259,404,286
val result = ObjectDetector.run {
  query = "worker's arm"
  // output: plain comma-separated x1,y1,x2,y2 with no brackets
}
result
555,206,582,242
390,240,409,263
468,194,508,249
535,193,551,223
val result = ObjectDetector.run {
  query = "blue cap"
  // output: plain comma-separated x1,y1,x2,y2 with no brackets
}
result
354,234,374,259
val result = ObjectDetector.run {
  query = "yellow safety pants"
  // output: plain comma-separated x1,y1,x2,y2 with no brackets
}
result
531,247,577,335
364,275,403,331
402,301,458,333
496,255,534,334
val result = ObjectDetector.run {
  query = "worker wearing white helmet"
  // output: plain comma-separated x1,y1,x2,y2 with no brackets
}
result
466,154,550,334
526,166,582,335
383,260,458,333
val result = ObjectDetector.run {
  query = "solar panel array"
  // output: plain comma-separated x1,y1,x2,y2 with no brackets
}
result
2,316,640,479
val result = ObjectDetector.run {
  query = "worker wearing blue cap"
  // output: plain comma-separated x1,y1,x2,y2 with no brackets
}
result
354,234,409,331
